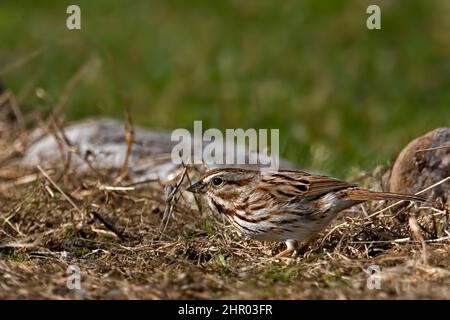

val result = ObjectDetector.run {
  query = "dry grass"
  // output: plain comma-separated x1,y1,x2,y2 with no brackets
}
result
0,84,449,300
0,151,449,299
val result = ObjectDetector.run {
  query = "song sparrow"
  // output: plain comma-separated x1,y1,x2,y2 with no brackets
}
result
187,167,425,257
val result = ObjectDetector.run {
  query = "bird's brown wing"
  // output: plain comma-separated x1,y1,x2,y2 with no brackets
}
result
261,170,356,200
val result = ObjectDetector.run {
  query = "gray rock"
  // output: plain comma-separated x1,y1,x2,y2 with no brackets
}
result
19,118,294,183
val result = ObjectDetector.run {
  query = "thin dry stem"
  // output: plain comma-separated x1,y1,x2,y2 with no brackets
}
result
36,165,84,221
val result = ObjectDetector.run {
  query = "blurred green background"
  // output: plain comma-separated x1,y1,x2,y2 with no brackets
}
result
1,0,449,176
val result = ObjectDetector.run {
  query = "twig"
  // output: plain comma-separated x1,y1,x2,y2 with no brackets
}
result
159,164,190,235
0,90,26,132
319,221,349,247
36,165,84,221
350,236,450,244
42,117,106,180
52,58,93,124
98,185,135,191
50,116,74,179
91,211,125,240
0,48,43,76
0,215,25,237
416,206,447,215
408,215,428,264
160,185,175,236
182,160,203,215
7,90,26,132
116,107,134,183
360,204,369,218
365,175,450,220
415,145,450,153
122,178,160,188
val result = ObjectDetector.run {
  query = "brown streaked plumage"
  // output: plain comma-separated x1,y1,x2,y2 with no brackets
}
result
187,167,425,257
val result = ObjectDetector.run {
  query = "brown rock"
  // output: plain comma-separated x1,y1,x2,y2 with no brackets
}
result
390,128,450,204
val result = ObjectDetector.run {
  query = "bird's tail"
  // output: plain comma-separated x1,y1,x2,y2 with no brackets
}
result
340,188,425,202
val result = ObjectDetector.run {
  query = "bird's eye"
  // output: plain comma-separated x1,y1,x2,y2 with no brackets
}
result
211,177,224,187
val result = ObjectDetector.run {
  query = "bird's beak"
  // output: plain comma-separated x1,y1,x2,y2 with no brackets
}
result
187,181,204,193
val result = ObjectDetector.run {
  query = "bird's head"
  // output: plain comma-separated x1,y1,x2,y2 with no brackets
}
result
187,167,260,204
